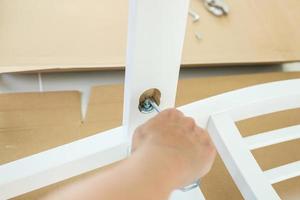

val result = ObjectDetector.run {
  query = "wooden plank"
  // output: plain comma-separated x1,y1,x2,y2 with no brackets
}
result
179,79,300,128
245,125,300,150
123,0,190,141
0,0,299,73
0,127,127,199
170,188,205,200
264,161,300,184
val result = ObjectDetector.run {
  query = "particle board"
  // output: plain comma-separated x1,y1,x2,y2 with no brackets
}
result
0,0,300,73
0,72,300,199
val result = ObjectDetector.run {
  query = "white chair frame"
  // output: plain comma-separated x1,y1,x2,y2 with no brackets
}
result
0,0,299,199
207,79,300,199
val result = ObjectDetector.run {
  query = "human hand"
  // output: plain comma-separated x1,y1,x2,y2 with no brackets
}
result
132,108,216,189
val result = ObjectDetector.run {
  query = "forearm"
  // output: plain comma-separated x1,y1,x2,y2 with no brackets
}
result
43,109,216,200
43,150,176,200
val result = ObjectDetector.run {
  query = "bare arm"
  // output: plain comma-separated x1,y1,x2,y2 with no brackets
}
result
43,109,216,200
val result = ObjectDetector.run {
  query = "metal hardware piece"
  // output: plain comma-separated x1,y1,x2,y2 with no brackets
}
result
181,179,201,192
139,98,161,113
138,88,161,114
189,9,200,22
203,0,229,16
139,98,160,113
195,32,203,40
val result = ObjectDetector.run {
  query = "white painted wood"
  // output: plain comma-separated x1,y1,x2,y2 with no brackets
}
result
0,127,128,199
245,125,300,150
178,79,300,128
123,0,190,142
207,114,280,200
264,161,300,184
170,188,206,200
227,93,300,122
123,0,205,199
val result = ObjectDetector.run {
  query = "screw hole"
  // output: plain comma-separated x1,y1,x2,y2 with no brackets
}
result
138,88,161,113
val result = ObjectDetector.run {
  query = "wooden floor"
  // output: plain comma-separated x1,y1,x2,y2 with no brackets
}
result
1,72,300,199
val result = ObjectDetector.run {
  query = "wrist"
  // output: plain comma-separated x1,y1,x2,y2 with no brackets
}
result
130,147,186,191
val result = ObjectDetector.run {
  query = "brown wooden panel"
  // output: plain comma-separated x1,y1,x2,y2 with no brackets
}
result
0,0,299,73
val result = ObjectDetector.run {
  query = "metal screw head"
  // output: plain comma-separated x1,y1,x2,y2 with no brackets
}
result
139,99,155,114
138,88,161,114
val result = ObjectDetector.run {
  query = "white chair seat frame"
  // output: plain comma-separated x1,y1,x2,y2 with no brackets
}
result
0,0,299,199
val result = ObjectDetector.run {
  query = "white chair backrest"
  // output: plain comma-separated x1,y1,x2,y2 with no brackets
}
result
202,79,300,200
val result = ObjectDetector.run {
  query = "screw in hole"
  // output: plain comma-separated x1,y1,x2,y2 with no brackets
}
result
138,88,161,114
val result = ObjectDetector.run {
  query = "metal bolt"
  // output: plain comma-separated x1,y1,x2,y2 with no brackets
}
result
195,32,203,40
189,9,200,22
139,98,161,114
138,88,161,114
181,179,201,192
139,99,154,113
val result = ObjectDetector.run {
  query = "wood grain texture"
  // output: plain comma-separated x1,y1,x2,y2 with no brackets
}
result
0,72,299,199
0,0,299,73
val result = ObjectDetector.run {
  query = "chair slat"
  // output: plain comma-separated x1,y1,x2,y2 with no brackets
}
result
245,125,300,150
0,127,127,199
264,161,300,184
